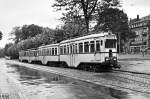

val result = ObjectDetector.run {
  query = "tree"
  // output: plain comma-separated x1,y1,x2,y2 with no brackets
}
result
10,24,44,43
53,29,66,43
4,43,13,56
53,0,99,33
7,44,19,59
0,48,5,58
0,31,2,40
10,26,22,43
95,8,130,41
21,24,43,40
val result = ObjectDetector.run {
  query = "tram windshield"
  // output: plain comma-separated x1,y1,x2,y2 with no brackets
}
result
105,39,116,48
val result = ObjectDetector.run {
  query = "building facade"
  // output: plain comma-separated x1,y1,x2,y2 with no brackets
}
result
129,15,150,53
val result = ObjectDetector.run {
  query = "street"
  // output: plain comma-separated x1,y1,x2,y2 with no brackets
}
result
0,56,150,99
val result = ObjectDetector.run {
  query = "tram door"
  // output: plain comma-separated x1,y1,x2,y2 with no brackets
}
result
95,40,102,61
69,44,75,67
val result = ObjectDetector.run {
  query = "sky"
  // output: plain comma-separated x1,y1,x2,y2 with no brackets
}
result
0,0,149,48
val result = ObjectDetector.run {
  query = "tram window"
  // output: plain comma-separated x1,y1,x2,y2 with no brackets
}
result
73,44,77,54
60,46,63,55
46,49,49,55
52,48,54,55
42,50,44,56
67,45,69,54
90,41,95,53
96,41,100,51
64,45,66,54
75,44,78,53
84,42,89,53
33,51,35,56
101,40,103,46
49,48,51,55
45,49,46,55
45,49,47,55
43,49,45,56
73,45,75,54
38,50,40,56
55,48,57,55
40,50,42,56
105,39,116,48
79,43,83,53
34,51,36,56
70,45,73,54
38,51,39,56
42,50,43,56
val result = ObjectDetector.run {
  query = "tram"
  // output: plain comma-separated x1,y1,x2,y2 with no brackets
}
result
19,32,119,70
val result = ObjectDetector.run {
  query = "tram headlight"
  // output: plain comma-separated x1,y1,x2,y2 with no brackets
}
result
105,57,109,61
113,57,117,61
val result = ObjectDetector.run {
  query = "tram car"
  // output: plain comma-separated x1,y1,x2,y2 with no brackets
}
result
19,32,119,70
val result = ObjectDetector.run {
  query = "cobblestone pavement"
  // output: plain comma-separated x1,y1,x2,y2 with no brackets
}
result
118,54,150,74
1,54,150,99
118,54,150,61
6,60,150,95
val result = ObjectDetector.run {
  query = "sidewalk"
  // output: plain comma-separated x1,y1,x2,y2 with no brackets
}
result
0,60,28,99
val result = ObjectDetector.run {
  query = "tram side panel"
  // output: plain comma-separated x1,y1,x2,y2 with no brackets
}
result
59,38,104,68
38,46,59,65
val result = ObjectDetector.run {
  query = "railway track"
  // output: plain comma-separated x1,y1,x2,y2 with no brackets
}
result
105,69,150,93
112,69,150,83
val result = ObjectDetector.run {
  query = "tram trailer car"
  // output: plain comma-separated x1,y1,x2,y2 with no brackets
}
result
19,50,30,63
19,32,119,70
38,44,59,65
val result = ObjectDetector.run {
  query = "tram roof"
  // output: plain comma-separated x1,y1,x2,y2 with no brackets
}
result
38,43,59,49
60,32,115,44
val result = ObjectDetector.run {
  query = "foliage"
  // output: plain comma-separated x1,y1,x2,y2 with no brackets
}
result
0,48,5,58
10,27,22,43
5,0,135,57
53,0,99,33
10,24,43,43
4,43,13,56
0,31,2,40
62,17,87,38
7,44,19,59
94,5,134,52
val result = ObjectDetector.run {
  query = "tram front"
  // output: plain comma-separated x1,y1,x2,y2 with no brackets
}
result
104,35,119,68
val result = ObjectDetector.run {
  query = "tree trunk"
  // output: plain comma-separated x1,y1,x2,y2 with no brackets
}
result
85,19,89,33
